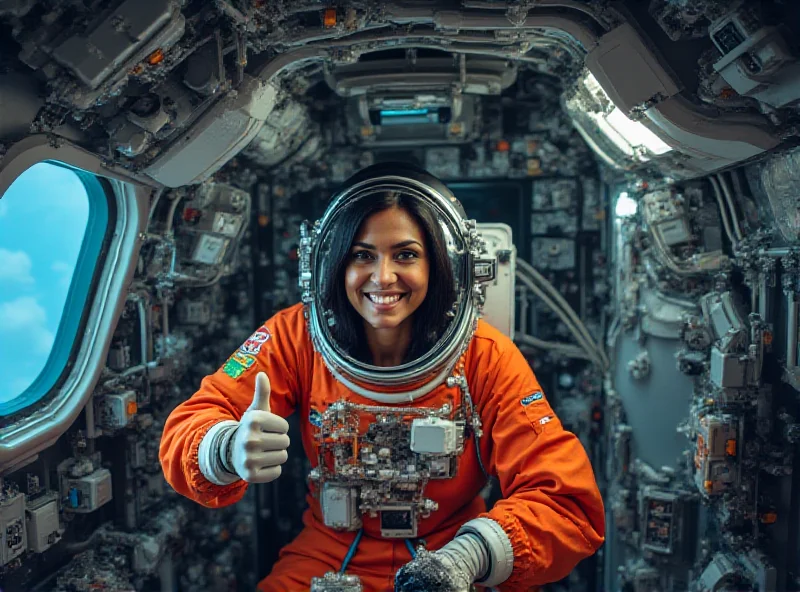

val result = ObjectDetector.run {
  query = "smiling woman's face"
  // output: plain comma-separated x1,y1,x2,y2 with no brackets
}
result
344,206,429,334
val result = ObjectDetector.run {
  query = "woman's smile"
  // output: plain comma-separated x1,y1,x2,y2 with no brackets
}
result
364,291,407,310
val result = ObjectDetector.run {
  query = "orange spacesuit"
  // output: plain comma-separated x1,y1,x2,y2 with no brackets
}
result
160,303,605,591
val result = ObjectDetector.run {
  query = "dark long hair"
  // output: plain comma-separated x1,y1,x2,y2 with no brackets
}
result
321,191,456,364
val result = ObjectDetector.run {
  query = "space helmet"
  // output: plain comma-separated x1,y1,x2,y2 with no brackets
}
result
298,162,496,402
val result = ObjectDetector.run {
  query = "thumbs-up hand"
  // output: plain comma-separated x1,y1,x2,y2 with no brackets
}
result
228,372,291,483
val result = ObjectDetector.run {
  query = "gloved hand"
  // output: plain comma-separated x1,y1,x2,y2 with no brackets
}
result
394,534,488,592
225,371,290,483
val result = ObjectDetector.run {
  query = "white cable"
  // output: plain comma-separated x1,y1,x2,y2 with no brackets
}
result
164,193,183,235
145,188,165,232
516,271,599,365
517,275,604,370
517,258,610,369
517,257,609,367
515,271,606,370
515,332,593,360
708,175,738,245
606,315,622,348
716,172,744,241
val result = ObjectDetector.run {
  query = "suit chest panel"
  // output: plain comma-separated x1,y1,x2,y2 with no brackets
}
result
302,358,472,538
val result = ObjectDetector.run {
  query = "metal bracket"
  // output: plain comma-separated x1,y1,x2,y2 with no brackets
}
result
474,258,496,283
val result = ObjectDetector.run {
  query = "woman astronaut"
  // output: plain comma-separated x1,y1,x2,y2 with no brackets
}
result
159,163,605,591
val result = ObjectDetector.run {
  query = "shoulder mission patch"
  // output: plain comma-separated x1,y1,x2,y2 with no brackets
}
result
520,392,544,406
222,351,256,379
222,357,246,379
240,326,271,355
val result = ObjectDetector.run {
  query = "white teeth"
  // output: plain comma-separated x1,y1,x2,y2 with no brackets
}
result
367,293,402,304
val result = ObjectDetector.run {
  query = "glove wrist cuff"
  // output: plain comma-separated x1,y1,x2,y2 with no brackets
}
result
198,420,240,486
437,532,489,584
219,424,238,475
456,517,514,587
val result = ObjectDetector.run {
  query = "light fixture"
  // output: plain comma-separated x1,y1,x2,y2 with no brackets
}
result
566,71,673,165
605,107,672,156
615,191,638,217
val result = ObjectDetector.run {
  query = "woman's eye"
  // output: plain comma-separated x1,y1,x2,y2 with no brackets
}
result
351,250,373,260
397,250,419,260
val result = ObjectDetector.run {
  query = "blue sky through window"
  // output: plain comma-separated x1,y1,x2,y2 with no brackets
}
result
0,162,90,403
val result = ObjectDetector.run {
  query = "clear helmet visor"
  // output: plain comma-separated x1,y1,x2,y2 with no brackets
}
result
298,164,491,402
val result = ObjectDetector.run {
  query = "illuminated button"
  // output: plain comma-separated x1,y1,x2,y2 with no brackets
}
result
147,49,164,65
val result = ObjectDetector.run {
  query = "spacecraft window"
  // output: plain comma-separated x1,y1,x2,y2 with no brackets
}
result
0,161,110,415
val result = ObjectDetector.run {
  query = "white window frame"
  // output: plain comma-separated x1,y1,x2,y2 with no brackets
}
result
0,135,154,473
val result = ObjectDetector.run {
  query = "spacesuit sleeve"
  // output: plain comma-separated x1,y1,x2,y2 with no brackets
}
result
466,331,605,591
159,305,306,508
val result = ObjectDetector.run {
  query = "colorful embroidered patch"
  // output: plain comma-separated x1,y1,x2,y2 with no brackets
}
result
240,327,270,355
309,408,323,428
222,351,256,379
222,357,247,379
231,351,255,368
520,392,544,406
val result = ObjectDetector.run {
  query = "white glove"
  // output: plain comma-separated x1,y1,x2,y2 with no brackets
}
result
394,534,488,592
223,371,291,483
197,371,291,486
